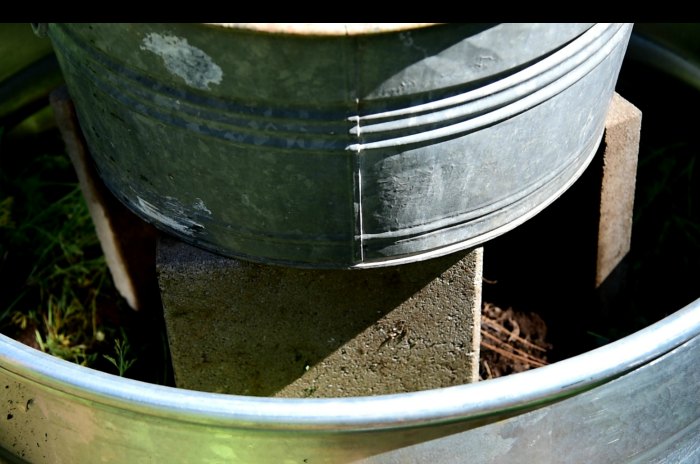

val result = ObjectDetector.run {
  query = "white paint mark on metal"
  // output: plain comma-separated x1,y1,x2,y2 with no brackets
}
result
193,198,212,215
140,33,223,90
398,31,428,58
136,196,202,236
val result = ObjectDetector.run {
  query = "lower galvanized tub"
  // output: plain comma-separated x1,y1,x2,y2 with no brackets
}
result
44,23,632,268
1,298,698,463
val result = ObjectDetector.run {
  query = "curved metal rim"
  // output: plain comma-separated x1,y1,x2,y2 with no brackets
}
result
626,29,700,90
205,23,441,36
352,23,627,148
1,297,699,432
50,24,618,154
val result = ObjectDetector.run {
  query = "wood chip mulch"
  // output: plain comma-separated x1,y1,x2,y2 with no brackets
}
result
479,302,553,380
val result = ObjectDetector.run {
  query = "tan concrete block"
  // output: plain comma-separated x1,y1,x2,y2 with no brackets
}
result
50,87,161,311
157,236,482,397
596,93,642,287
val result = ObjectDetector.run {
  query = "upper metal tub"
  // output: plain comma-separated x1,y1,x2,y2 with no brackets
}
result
45,23,632,268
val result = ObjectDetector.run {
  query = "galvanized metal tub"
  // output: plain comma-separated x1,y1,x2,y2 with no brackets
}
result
1,297,698,463
2,24,698,463
44,23,632,268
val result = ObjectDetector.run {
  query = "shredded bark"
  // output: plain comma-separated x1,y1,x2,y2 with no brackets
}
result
479,302,552,380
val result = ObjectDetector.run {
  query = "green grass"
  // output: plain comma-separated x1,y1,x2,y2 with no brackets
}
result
0,105,177,384
103,329,137,377
0,121,121,368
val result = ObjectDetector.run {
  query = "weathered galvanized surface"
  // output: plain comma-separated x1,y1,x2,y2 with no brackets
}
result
44,23,631,268
360,323,700,464
0,298,698,463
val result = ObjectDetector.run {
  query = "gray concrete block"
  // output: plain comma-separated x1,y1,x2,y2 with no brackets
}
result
157,237,482,397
